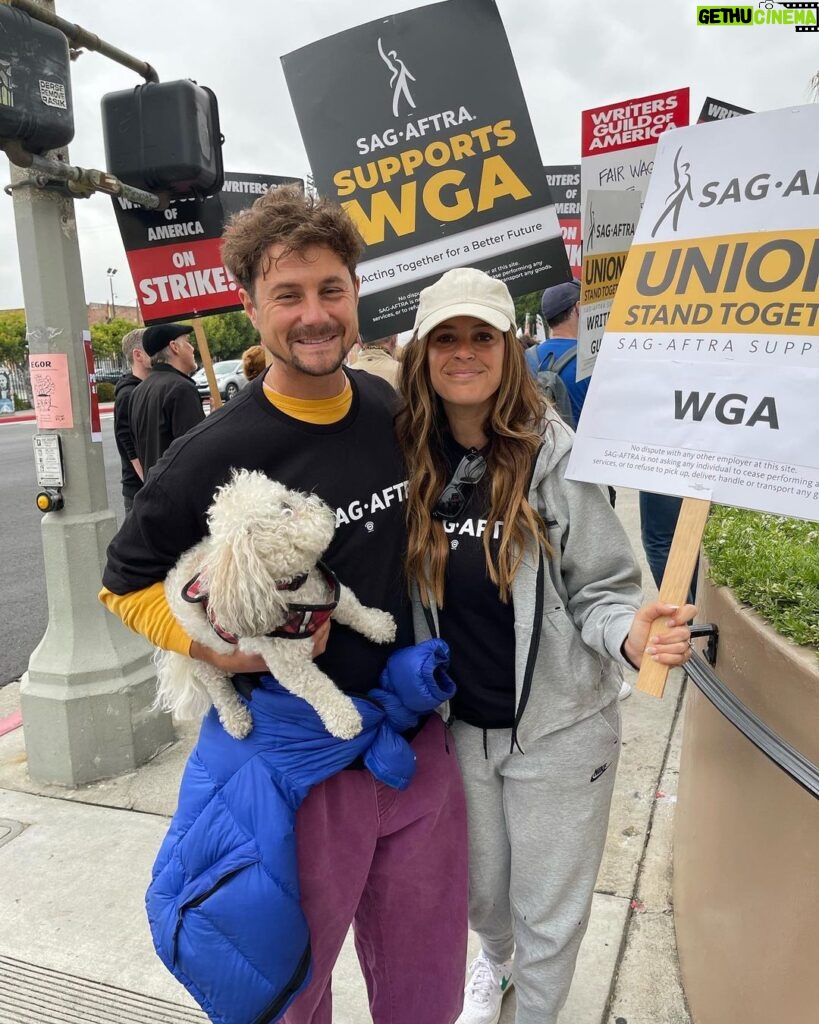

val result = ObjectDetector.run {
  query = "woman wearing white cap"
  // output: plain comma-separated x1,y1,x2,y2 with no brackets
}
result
397,267,695,1024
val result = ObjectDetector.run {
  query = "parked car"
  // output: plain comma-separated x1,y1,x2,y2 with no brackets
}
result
96,369,125,386
192,360,249,401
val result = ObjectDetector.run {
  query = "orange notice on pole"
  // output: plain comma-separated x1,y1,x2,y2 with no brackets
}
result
29,352,73,430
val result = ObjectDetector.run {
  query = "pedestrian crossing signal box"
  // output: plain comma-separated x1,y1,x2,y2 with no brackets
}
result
0,6,74,154
33,433,64,512
102,80,224,198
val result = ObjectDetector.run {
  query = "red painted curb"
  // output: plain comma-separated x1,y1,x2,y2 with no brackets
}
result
0,413,38,425
0,404,115,426
0,710,23,737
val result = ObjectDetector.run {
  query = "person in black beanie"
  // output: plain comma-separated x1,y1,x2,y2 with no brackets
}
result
127,322,204,477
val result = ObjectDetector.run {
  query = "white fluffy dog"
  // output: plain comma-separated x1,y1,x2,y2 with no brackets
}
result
154,469,396,740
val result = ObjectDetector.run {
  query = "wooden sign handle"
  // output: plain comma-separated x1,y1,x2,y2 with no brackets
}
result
636,496,711,698
193,320,222,410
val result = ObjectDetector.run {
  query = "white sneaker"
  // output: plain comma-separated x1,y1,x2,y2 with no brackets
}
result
618,679,633,700
456,951,514,1024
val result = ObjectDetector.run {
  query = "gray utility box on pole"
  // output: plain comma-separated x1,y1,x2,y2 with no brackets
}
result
6,0,173,785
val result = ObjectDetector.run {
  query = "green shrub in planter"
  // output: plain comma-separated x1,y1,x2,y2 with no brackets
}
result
703,507,819,651
13,396,31,411
96,382,116,402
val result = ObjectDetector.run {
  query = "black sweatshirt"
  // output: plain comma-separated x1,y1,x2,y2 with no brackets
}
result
113,372,143,500
436,434,516,729
103,370,412,697
127,363,205,476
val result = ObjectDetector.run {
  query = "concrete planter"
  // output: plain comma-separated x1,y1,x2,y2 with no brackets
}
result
673,567,819,1024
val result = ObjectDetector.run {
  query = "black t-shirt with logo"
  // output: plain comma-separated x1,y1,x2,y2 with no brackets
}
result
103,369,413,697
436,434,516,729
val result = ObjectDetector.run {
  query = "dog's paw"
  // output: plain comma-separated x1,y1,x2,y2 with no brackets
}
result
219,702,253,740
323,703,364,741
361,610,397,645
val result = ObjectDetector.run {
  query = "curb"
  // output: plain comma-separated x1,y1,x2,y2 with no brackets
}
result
0,404,115,426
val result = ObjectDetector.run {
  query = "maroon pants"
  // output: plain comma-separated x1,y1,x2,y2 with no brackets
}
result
282,715,468,1024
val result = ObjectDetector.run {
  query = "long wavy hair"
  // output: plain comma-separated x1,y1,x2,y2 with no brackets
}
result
396,327,550,607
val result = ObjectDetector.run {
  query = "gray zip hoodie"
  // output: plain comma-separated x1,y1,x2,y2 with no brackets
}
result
412,410,643,750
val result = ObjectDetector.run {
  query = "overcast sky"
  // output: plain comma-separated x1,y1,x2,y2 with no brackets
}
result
0,0,815,310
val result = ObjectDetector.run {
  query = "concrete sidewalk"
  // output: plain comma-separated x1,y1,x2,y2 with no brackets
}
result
0,489,691,1024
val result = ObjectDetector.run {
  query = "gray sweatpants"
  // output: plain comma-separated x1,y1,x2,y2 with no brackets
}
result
451,702,620,1024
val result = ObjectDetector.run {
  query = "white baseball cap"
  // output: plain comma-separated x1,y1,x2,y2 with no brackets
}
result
413,268,515,341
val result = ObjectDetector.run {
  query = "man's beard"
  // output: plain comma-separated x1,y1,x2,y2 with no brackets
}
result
275,321,354,377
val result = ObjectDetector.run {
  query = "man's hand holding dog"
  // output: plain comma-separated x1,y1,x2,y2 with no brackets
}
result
190,619,331,673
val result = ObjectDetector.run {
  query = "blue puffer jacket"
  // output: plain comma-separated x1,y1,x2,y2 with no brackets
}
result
146,639,453,1024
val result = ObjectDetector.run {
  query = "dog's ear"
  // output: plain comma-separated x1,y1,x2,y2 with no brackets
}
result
204,527,289,637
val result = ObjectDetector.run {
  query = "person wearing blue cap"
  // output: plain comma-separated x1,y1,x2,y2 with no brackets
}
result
127,321,204,477
525,280,588,428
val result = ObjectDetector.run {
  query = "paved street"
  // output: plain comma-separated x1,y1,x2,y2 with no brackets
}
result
0,414,124,685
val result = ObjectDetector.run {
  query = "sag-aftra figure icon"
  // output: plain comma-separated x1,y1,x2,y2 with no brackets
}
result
378,36,416,117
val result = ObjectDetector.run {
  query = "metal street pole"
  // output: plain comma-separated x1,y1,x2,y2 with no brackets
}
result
11,0,172,785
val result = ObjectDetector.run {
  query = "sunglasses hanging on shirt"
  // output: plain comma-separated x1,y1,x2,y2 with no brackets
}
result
431,448,488,521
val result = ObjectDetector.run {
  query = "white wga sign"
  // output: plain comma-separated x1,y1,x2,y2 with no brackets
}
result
576,189,642,381
567,104,819,522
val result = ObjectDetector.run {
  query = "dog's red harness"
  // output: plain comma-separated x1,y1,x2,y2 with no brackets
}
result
181,562,339,645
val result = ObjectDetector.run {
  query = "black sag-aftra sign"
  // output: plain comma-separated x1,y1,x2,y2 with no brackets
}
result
282,0,571,339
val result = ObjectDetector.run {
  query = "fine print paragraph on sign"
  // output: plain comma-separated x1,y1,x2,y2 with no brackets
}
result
593,443,819,509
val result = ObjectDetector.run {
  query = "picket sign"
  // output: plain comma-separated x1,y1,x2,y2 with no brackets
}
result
636,496,711,697
282,0,572,340
569,106,819,697
193,320,222,410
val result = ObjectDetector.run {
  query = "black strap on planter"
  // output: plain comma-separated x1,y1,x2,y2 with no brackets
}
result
684,650,819,801
688,622,720,666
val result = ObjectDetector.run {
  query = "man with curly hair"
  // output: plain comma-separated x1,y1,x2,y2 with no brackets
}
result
100,187,467,1024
